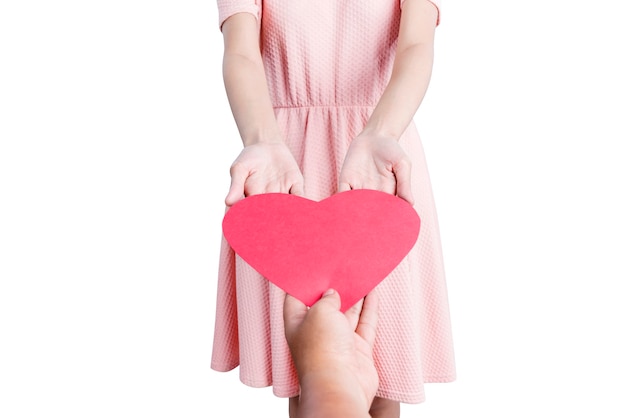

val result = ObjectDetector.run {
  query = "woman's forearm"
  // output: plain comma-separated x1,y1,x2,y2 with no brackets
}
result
360,0,438,140
222,13,282,146
361,43,434,140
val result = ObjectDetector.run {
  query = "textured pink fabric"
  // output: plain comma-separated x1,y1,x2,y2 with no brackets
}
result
212,0,455,404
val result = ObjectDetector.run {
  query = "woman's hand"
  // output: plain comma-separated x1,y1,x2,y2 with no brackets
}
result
338,134,414,205
225,141,305,206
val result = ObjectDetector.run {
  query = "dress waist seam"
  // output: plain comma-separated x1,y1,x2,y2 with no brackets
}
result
272,104,376,110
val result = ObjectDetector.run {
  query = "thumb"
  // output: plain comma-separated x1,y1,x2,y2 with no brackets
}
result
314,288,342,311
393,160,414,205
225,165,248,206
337,182,352,194
289,180,305,198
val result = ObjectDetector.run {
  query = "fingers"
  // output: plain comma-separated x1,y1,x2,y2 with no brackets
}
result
393,159,414,205
224,186,244,207
283,294,308,341
226,170,305,205
337,181,352,193
344,298,364,331
355,289,379,347
225,142,305,206
284,290,342,342
289,179,305,197
338,178,395,196
224,162,248,206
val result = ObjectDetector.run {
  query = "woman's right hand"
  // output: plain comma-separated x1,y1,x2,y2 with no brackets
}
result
225,141,305,206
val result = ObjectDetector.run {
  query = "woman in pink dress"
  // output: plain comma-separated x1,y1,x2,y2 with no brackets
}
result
211,0,456,416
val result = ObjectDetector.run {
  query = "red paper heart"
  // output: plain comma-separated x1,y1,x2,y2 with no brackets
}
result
222,189,420,312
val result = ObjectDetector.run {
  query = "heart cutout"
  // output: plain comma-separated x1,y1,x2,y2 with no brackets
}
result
222,189,421,312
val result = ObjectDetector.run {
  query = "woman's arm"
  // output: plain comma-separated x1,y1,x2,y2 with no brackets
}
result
222,13,280,146
337,0,439,204
362,0,438,139
221,13,304,205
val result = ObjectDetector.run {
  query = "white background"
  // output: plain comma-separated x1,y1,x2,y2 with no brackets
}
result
1,1,625,417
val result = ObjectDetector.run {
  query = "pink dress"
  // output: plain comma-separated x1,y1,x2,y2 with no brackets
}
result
212,0,455,404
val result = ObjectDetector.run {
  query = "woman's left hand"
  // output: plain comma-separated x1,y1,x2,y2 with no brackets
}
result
338,134,414,205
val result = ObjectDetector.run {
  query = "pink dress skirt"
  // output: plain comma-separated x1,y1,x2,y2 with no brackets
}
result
211,0,455,404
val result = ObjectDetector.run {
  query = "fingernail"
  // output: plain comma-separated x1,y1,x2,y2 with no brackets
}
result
323,289,335,296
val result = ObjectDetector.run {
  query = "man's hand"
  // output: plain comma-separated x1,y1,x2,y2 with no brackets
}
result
284,289,380,417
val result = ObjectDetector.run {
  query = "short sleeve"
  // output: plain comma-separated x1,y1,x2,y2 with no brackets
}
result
217,0,261,29
400,0,441,26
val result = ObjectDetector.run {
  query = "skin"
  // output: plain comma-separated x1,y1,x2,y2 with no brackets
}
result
220,0,439,415
221,12,305,206
337,0,438,207
284,289,380,418
221,0,438,208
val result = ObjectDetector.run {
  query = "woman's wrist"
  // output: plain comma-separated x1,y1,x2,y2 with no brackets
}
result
241,129,285,146
357,125,402,142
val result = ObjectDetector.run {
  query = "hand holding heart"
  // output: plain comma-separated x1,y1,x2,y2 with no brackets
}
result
338,134,415,205
222,189,420,312
225,141,305,207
